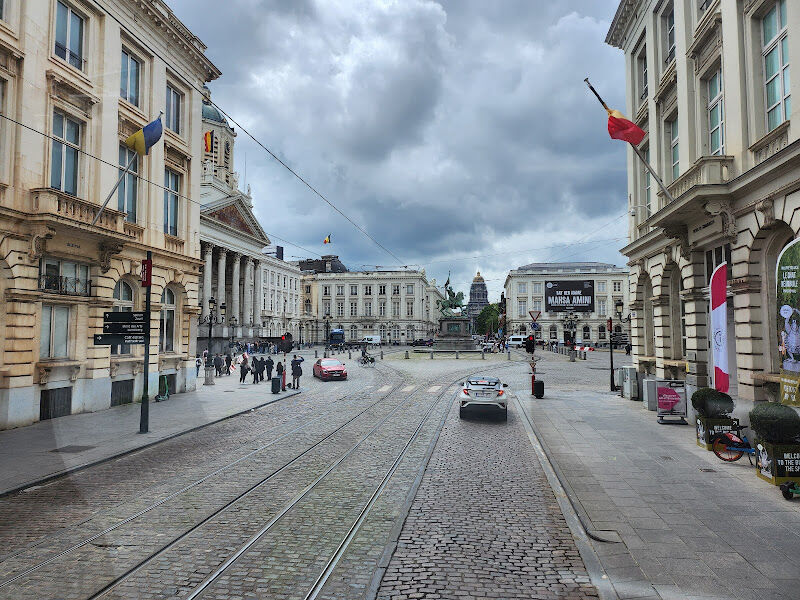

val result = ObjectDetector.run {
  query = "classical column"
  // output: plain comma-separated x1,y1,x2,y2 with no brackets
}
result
202,242,214,319
231,253,241,325
216,248,227,314
253,260,263,329
243,257,254,327
682,252,710,393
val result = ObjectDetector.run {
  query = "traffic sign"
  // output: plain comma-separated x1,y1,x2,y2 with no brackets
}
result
103,311,147,323
102,322,146,334
528,310,541,321
94,334,146,346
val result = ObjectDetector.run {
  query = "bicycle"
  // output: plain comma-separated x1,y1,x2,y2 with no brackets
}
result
711,424,755,464
358,355,375,367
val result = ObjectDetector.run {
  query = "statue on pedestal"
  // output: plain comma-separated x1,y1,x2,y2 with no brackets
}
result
437,274,466,317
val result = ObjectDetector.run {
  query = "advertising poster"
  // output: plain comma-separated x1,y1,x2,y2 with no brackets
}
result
544,280,595,313
776,238,800,406
656,379,687,420
710,262,729,393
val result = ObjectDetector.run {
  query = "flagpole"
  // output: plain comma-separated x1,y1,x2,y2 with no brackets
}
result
91,152,136,226
584,77,676,205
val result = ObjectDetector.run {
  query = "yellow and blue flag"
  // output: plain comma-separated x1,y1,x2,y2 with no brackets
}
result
124,117,163,156
323,234,331,244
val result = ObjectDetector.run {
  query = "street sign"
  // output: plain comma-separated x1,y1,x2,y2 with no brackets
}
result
102,322,146,334
141,258,152,287
94,334,146,346
103,311,147,323
607,317,613,331
528,310,541,321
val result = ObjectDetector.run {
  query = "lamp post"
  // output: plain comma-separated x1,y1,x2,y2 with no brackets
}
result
561,310,578,361
609,299,624,391
199,297,225,385
229,315,237,350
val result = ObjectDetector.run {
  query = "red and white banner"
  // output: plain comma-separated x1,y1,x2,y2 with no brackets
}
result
710,262,728,393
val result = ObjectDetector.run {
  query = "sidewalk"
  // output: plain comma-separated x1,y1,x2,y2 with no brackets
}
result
510,351,800,600
0,370,300,496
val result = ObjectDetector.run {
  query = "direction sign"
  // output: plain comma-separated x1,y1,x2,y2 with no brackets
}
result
103,311,147,323
102,322,146,334
94,334,146,346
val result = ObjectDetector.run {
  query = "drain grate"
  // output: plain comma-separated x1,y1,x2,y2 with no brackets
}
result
50,445,95,454
699,467,716,473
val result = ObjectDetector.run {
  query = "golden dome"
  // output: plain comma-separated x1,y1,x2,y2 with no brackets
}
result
473,271,485,282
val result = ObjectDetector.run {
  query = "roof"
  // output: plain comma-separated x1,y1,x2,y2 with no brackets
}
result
511,261,625,273
202,100,228,125
472,271,485,282
606,0,638,49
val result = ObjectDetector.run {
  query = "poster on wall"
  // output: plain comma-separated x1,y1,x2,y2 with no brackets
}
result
544,280,595,313
776,238,800,406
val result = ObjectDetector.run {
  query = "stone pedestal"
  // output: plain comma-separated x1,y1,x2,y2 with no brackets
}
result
433,317,475,351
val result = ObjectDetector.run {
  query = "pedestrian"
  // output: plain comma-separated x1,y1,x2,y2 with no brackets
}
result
252,356,260,383
625,343,631,355
276,360,284,388
195,354,202,377
265,355,274,380
213,353,223,377
225,353,232,375
239,356,250,383
291,354,304,389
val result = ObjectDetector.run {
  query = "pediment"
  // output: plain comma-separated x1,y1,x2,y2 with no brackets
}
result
202,195,270,245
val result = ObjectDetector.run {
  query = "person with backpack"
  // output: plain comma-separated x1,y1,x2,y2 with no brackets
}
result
195,354,202,377
291,355,304,389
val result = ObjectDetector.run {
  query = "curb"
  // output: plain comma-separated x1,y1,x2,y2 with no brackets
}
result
0,390,302,498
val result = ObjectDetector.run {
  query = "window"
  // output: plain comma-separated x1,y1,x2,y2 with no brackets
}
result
159,288,175,352
365,302,372,316
120,49,141,106
323,285,330,296
665,9,675,64
350,325,358,340
41,305,70,359
597,281,607,293
707,69,725,155
763,0,790,132
350,284,358,296
637,45,648,102
582,325,591,341
407,284,414,295
599,326,607,340
518,282,527,294
392,284,400,295
406,300,413,317
379,301,386,316
549,325,558,340
112,280,134,355
305,285,311,294
380,324,387,339
533,299,542,312
392,301,400,317
40,257,90,295
350,302,357,317
51,110,80,196
613,281,622,293
364,285,372,295
162,168,180,236
165,84,182,134
379,285,386,295
532,282,542,294
323,301,331,316
669,117,679,181
336,285,344,296
517,299,527,318
55,1,84,70
705,244,732,283
336,301,343,316
118,145,138,223
598,298,607,316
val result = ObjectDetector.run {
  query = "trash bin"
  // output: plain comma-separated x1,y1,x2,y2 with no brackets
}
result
271,376,281,394
533,380,544,399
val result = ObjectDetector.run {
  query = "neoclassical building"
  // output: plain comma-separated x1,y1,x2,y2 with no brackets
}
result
0,0,220,428
607,0,800,413
465,272,489,331
197,93,301,354
504,263,630,345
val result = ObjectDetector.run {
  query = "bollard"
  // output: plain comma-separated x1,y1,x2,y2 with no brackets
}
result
507,350,511,361
430,351,434,359
455,351,459,359
380,350,384,360
570,350,576,362
348,351,352,359
315,350,318,358
324,351,328,358
481,349,485,360
405,350,409,359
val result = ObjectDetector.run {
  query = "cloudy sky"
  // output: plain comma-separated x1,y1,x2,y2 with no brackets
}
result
169,0,627,300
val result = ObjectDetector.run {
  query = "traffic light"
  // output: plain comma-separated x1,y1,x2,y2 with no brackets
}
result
281,335,286,341
525,335,535,353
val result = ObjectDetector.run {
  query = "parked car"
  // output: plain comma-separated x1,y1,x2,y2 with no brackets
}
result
360,335,382,346
458,376,509,420
411,338,433,347
507,335,526,348
313,358,348,381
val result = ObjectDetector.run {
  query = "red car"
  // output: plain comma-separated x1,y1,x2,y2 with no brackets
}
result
313,358,348,381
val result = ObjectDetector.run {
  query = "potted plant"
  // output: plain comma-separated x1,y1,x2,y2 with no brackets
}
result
692,388,738,450
750,401,800,485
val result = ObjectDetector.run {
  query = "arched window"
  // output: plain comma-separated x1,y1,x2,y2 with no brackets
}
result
379,324,387,339
350,325,358,340
160,287,176,352
406,325,414,341
112,280,134,355
598,325,606,340
549,325,558,340
391,325,400,341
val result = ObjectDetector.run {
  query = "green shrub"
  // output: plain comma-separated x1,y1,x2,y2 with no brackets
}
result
749,402,800,444
691,388,734,417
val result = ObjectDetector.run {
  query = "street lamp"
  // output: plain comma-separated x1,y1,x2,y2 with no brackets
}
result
199,297,225,385
561,310,579,362
609,298,625,392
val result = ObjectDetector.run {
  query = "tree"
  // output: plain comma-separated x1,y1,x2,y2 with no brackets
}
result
475,303,501,335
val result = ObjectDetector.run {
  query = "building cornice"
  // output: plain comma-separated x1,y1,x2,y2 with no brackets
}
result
606,0,639,49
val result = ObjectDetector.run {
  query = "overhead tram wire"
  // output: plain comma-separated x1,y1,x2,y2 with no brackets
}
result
0,113,323,260
87,0,404,266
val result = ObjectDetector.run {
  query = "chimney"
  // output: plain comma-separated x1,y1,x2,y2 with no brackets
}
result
276,246,284,261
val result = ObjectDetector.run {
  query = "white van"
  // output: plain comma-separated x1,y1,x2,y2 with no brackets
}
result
361,335,382,346
508,335,526,348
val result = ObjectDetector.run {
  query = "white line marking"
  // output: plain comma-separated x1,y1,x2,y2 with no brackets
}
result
378,385,391,392
402,385,415,392
428,385,441,392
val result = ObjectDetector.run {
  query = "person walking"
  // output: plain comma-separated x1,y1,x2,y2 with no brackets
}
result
213,353,223,377
225,353,232,375
239,356,250,383
265,355,274,381
291,355,304,389
195,354,202,377
251,356,260,384
276,361,284,390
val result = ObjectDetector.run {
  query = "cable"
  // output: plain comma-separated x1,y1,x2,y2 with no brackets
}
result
87,0,404,265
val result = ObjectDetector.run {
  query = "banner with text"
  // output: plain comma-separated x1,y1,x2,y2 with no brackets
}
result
545,280,595,313
777,238,800,406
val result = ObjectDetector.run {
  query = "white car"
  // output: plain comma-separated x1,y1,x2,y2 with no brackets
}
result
458,376,509,420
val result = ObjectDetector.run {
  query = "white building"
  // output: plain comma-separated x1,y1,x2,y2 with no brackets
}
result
504,263,630,345
607,0,800,410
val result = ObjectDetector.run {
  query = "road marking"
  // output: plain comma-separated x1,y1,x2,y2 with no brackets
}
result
428,385,441,392
402,385,415,392
378,385,391,392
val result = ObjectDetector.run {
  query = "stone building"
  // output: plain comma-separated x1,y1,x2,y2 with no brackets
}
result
504,263,630,345
303,260,444,344
607,0,800,411
197,91,301,354
465,272,489,331
0,0,219,429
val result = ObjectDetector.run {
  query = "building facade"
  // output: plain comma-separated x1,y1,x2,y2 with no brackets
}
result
504,263,630,345
0,0,219,429
607,0,800,413
466,271,489,331
305,265,444,344
197,92,301,354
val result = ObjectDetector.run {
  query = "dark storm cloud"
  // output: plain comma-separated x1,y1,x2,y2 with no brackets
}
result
168,0,627,298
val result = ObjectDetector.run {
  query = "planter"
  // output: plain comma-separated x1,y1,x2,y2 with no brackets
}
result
695,415,739,451
753,439,800,485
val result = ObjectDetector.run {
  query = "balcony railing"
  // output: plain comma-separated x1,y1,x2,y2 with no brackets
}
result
39,274,91,296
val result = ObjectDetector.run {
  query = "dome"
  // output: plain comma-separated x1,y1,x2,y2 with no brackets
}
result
472,271,485,282
202,101,228,125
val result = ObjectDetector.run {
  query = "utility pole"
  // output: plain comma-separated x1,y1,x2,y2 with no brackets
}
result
140,251,152,434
